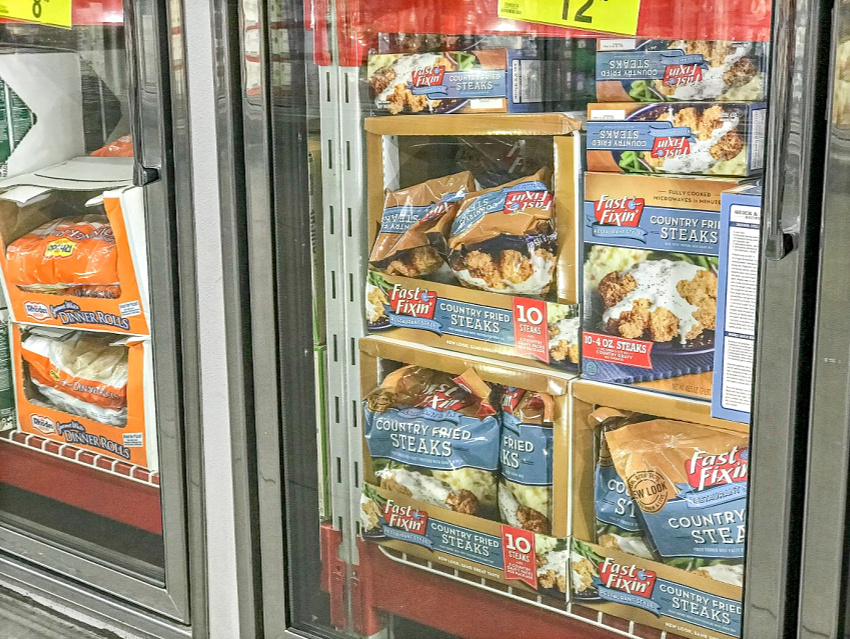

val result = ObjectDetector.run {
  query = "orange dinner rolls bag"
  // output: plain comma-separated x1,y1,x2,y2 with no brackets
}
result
5,217,120,296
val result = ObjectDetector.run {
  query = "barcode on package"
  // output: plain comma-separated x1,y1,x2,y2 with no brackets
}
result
512,59,543,104
123,433,144,448
119,300,142,318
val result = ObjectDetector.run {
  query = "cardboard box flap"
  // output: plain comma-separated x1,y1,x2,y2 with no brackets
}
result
0,157,133,192
365,113,582,137
361,336,572,396
572,380,749,434
0,186,52,206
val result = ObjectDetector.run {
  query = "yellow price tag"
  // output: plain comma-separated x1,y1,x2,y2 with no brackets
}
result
0,0,72,28
498,0,641,36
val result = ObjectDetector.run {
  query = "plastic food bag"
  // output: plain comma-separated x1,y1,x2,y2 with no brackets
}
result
21,330,128,427
364,365,500,518
591,408,656,560
498,387,555,534
448,169,556,295
369,172,474,278
90,135,134,158
5,217,120,297
605,419,748,586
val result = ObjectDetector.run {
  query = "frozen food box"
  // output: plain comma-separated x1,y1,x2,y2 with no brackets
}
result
359,336,572,597
712,184,762,423
596,39,768,103
12,324,157,471
586,102,766,177
367,50,543,116
570,380,748,639
0,157,150,335
582,172,745,400
0,50,86,179
365,114,582,373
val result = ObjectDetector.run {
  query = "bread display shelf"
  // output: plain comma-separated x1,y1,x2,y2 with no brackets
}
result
0,429,162,535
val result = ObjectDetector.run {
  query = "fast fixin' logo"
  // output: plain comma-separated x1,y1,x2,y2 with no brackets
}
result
652,136,691,158
389,285,437,319
687,447,749,491
412,65,446,88
599,557,656,599
594,195,645,226
383,500,428,535
664,63,703,86
505,190,553,214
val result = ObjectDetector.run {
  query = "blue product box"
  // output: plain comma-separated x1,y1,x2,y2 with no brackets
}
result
368,49,543,115
595,39,768,103
582,172,744,400
712,184,762,423
586,102,767,177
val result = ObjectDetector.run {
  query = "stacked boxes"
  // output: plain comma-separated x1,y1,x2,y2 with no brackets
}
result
584,39,765,400
354,38,764,639
0,157,158,471
566,38,766,639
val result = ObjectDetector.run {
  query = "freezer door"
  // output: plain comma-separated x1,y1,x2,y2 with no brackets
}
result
744,0,833,637
0,0,205,630
796,1,850,637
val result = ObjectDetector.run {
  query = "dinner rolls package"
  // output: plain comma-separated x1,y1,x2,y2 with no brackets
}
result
13,324,157,470
571,380,748,639
360,336,571,595
0,158,149,335
365,114,582,373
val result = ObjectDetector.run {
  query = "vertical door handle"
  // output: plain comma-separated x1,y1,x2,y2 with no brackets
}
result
764,0,799,261
125,0,162,187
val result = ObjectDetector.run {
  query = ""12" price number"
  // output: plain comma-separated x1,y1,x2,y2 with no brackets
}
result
498,0,640,36
562,0,600,23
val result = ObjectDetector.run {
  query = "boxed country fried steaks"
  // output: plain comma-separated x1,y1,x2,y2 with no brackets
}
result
365,114,582,372
367,49,544,116
570,379,748,639
359,336,571,595
586,102,766,177
582,172,745,400
595,39,768,103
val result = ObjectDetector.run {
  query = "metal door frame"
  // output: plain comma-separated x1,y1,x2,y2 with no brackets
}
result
0,0,217,634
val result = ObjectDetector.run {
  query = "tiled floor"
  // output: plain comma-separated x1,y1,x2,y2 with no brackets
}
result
0,588,112,639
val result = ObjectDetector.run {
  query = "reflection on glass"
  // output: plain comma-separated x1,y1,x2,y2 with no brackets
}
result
0,19,164,582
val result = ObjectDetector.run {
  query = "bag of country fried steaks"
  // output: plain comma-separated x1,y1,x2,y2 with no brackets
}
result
605,419,748,586
591,408,656,561
369,171,475,278
498,387,555,534
448,168,556,296
364,365,500,519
